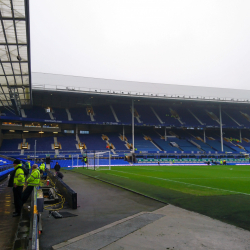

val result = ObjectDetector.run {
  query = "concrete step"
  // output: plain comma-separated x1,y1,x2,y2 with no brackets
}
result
52,212,164,250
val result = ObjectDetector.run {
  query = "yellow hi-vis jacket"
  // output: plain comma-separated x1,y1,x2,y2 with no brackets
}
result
28,162,31,170
14,164,25,186
40,163,45,171
27,169,40,186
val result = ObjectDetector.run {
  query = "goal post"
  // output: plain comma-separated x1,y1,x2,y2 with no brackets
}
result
86,151,111,170
72,154,81,168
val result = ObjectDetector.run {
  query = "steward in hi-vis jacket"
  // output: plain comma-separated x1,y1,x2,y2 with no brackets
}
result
22,164,40,205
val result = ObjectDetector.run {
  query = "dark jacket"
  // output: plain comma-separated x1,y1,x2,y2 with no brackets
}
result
56,171,64,179
54,164,61,172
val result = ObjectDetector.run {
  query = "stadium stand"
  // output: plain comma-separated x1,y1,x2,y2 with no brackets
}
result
134,105,159,125
78,134,108,150
69,107,91,122
112,104,133,124
52,108,69,121
106,133,128,150
25,106,51,120
57,136,78,151
93,106,116,123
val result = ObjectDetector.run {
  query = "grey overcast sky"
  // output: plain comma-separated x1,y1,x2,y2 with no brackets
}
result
30,0,250,90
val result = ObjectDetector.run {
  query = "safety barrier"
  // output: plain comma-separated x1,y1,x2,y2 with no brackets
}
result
29,187,38,250
47,170,77,209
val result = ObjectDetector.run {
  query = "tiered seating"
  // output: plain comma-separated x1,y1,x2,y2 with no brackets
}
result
52,108,68,121
25,106,51,120
175,139,199,152
112,104,132,124
69,108,91,122
57,136,78,151
134,134,158,151
153,139,181,152
189,108,219,126
1,104,250,129
221,111,239,127
134,105,159,125
173,107,200,127
0,157,12,165
0,109,17,117
206,139,235,152
26,137,54,152
94,106,116,123
153,106,181,126
106,133,128,150
191,140,213,152
0,139,21,152
78,134,107,150
225,110,250,127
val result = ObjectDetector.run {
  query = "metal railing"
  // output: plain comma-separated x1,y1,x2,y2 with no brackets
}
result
32,83,250,104
0,164,13,172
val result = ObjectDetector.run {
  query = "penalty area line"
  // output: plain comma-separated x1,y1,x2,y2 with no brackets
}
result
112,170,250,196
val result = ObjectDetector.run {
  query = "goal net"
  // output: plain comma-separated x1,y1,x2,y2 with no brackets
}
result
86,151,111,170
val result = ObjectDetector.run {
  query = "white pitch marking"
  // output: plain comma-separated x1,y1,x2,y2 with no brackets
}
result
111,170,250,196
108,173,129,179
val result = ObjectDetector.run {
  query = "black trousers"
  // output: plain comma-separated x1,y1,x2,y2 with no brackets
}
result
22,186,34,205
13,186,23,214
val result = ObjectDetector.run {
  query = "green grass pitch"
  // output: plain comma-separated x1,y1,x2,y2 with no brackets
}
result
72,165,250,231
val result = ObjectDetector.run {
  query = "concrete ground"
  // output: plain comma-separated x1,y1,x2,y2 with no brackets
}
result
40,171,165,250
53,205,250,250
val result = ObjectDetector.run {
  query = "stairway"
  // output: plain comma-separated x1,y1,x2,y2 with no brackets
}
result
223,111,241,126
150,107,164,124
76,134,83,153
20,109,26,118
66,108,73,121
110,105,120,122
45,108,55,120
188,109,204,125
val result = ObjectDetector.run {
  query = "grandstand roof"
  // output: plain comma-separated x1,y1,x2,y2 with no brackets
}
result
0,0,31,112
33,72,250,104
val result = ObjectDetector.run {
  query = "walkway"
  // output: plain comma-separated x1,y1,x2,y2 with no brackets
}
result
40,170,165,250
0,179,20,250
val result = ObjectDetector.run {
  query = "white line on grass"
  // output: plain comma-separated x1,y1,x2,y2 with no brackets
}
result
112,170,250,196
172,177,250,180
138,166,239,171
108,173,129,179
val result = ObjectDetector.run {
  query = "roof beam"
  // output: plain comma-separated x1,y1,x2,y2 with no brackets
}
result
0,74,29,76
0,84,29,88
10,0,25,98
0,43,27,46
24,0,32,105
0,17,25,21
1,61,28,63
0,84,10,106
0,11,17,87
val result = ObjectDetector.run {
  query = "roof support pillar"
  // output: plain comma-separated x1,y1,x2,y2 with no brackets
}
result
219,105,223,152
132,99,134,153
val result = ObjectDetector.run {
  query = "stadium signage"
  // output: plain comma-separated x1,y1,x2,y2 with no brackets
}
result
44,120,63,123
55,155,66,158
